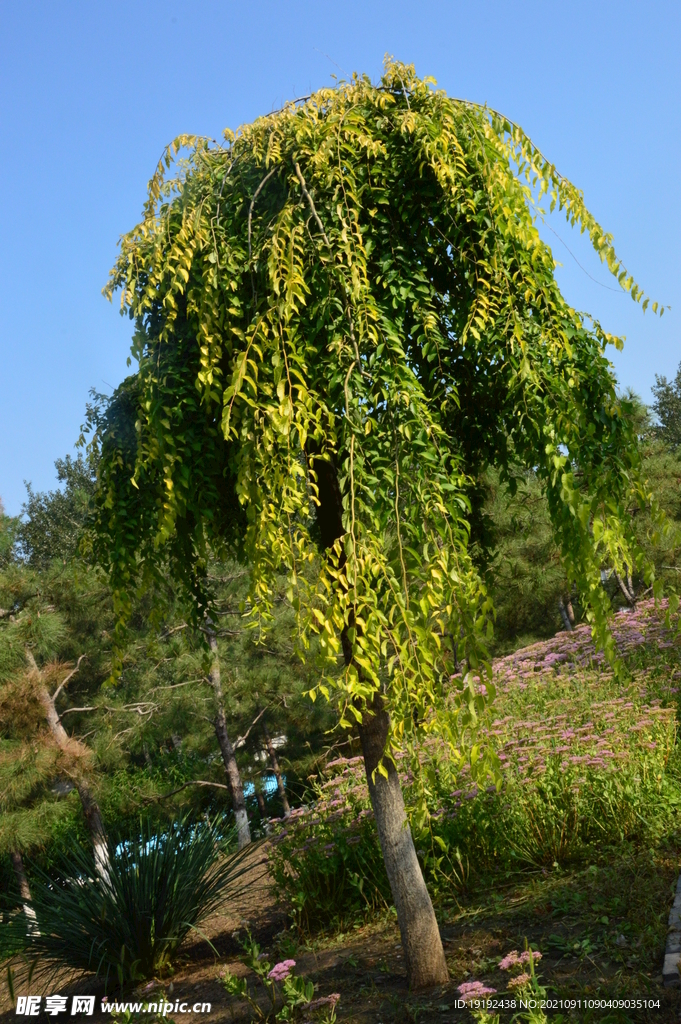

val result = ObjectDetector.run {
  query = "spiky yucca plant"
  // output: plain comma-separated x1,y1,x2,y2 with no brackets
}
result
6,816,259,990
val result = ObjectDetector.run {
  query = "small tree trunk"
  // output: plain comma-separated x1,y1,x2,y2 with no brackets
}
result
207,626,251,848
26,650,111,885
10,851,39,936
254,776,267,818
614,569,636,607
565,598,576,626
75,780,111,885
262,716,290,818
558,597,573,632
358,694,449,989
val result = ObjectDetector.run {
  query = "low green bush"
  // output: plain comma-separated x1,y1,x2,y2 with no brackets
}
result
269,785,391,933
4,816,255,990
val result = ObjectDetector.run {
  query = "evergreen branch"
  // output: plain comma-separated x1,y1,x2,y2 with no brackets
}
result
52,655,86,702
0,592,39,618
197,624,241,638
60,702,158,717
142,780,231,804
157,623,188,641
234,705,268,748
149,678,207,693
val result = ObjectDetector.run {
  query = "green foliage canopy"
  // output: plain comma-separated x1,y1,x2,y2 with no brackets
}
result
92,61,668,776
652,361,681,452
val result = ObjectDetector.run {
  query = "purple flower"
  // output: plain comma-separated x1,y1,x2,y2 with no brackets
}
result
508,972,531,989
499,950,520,970
268,959,296,982
457,980,497,1001
307,993,341,1011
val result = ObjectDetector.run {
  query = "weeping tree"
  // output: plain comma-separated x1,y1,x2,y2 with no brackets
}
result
90,61,670,988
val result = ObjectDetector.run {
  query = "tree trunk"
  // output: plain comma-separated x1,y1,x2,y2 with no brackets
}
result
254,776,268,818
565,598,576,626
262,716,290,818
10,851,40,936
310,447,449,989
75,780,111,885
26,650,111,886
207,626,251,849
558,597,573,632
358,694,449,989
615,569,636,607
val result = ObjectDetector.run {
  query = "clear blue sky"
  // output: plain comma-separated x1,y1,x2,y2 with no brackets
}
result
1,0,679,514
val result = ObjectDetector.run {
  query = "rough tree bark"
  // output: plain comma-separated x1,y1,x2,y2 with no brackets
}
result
26,650,111,885
10,851,39,936
358,693,450,988
262,715,290,818
206,625,251,849
312,450,449,989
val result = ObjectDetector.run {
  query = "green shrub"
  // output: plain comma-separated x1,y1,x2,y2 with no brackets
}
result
269,778,391,933
5,816,256,989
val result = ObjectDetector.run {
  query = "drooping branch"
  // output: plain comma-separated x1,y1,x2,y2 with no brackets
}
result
294,162,331,248
248,166,278,261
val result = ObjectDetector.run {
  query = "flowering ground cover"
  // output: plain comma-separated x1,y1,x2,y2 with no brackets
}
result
271,601,681,919
36,602,678,1022
255,600,681,1019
